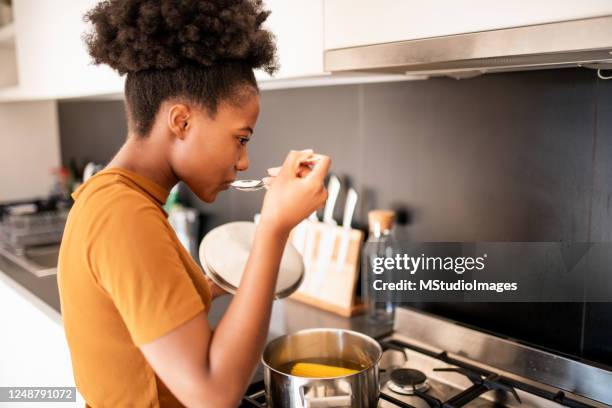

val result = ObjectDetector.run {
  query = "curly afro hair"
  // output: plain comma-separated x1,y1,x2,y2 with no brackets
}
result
83,0,278,136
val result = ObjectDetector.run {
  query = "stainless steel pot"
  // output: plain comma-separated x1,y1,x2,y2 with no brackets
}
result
262,328,382,407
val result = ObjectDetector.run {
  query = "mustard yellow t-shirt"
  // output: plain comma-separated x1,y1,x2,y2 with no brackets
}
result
57,167,211,407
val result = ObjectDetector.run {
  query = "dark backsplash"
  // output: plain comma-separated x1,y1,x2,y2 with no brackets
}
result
58,68,612,367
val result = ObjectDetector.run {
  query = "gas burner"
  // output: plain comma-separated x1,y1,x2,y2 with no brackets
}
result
387,368,430,395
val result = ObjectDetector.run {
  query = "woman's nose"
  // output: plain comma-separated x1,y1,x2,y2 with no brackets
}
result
236,149,249,172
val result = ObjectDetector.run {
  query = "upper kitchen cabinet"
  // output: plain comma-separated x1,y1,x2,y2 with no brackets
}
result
256,0,406,88
324,0,612,50
3,0,124,100
255,0,324,82
0,0,328,100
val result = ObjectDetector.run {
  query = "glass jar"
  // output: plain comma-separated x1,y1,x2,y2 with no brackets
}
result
362,209,397,324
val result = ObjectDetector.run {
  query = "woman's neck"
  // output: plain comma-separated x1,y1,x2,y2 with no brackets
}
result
106,134,179,192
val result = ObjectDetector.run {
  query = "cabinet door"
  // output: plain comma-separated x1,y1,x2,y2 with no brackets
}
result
325,0,612,50
0,276,85,407
12,0,124,98
256,0,324,81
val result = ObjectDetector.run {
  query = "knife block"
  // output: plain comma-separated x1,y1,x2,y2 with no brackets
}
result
288,220,365,317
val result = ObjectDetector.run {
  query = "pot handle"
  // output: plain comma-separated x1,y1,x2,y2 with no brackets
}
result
299,384,352,408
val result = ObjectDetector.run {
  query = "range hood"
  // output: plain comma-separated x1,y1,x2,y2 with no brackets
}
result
324,15,612,79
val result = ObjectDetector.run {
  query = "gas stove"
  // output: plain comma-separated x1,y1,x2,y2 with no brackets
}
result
241,308,612,407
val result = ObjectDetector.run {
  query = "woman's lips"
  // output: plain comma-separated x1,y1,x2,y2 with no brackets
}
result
221,180,235,190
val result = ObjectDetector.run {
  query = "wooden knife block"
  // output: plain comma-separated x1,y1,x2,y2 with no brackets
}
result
288,220,365,317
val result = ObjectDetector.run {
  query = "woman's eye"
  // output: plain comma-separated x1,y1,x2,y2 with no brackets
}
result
238,137,250,146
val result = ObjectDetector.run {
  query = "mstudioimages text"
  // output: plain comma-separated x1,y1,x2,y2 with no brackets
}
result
373,279,518,293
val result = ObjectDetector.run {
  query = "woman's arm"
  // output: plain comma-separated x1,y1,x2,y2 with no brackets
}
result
139,223,289,407
140,150,330,407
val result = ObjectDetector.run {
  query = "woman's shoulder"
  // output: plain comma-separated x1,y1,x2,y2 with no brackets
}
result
70,173,168,231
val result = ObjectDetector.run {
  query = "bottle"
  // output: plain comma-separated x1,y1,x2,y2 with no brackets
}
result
165,184,200,257
362,210,397,324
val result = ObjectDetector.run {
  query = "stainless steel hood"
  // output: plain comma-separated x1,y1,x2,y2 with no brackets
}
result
324,15,612,79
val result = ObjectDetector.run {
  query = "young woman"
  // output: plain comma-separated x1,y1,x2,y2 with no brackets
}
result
57,1,330,407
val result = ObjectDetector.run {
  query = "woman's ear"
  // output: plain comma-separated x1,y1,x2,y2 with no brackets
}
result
167,103,191,140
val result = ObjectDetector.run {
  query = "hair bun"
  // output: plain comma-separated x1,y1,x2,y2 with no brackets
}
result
83,0,278,75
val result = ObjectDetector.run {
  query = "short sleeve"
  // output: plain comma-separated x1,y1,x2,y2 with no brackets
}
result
91,199,205,346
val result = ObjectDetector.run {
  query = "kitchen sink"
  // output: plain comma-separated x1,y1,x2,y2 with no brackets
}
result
0,244,59,277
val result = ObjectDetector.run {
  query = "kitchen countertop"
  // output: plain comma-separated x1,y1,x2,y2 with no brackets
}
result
0,252,393,372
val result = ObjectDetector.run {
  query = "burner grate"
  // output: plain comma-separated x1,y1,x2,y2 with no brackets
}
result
381,339,599,408
239,381,267,408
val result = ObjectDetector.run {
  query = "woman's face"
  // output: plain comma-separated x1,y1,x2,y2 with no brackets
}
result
169,91,260,203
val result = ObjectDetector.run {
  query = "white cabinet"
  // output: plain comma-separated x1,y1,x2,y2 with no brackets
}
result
256,0,325,81
0,0,326,100
10,0,124,99
324,0,612,49
0,275,84,407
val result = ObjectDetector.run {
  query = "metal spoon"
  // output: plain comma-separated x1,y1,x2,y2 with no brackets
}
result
230,179,266,191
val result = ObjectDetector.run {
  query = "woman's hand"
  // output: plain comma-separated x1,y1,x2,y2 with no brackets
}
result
262,157,314,186
259,149,330,234
205,276,229,299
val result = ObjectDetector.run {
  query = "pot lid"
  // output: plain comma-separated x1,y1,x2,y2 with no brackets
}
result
199,221,304,299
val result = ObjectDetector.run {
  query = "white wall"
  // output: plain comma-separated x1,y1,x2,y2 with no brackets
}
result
0,101,61,202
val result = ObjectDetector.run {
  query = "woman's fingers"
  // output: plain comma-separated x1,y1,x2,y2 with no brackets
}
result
280,149,314,176
297,167,309,178
262,177,274,189
305,154,331,183
259,150,331,233
269,160,312,178
267,167,281,176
